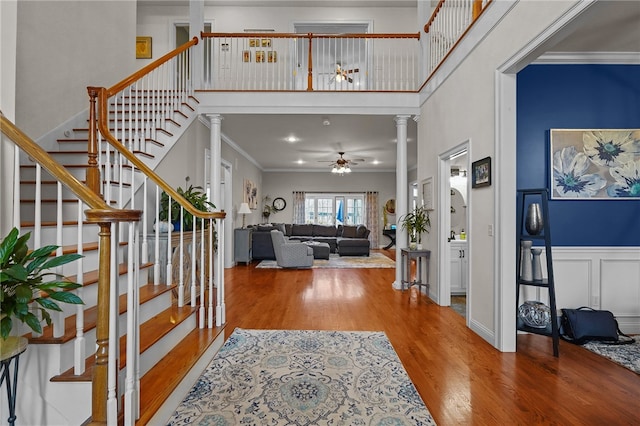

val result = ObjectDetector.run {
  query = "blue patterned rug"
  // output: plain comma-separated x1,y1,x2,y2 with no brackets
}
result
167,328,436,425
583,339,640,374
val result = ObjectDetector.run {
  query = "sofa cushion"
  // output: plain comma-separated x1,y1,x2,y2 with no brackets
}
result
257,225,277,232
313,224,337,237
356,225,370,239
272,223,286,234
291,223,313,236
284,224,293,236
341,225,358,238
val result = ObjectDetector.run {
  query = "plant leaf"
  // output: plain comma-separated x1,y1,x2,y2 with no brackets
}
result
0,317,13,340
39,253,83,271
46,291,84,305
0,227,20,266
24,312,43,335
38,281,82,291
35,297,62,312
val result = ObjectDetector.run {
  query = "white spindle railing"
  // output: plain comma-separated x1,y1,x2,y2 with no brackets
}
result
201,32,421,92
424,0,492,78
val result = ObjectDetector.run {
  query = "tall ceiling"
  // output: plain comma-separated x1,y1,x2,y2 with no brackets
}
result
207,0,639,173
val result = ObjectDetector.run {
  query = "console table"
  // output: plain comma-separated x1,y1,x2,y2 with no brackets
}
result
400,248,431,292
382,228,396,249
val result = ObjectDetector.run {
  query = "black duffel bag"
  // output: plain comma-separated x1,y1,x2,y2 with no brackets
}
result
560,307,634,345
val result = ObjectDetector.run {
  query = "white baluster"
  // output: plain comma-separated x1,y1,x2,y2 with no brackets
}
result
74,200,85,375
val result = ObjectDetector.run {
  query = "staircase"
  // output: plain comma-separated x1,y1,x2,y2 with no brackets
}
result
4,38,227,425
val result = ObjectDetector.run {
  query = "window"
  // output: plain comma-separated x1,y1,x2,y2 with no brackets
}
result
304,193,365,225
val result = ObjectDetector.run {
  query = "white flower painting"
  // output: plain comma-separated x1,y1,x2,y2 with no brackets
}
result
550,129,640,199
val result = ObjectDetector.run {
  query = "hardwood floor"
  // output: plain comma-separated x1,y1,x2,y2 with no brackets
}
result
222,249,639,425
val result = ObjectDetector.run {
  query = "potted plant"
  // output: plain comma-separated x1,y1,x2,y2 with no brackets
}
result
262,195,276,222
400,205,431,249
159,185,216,231
1,228,84,341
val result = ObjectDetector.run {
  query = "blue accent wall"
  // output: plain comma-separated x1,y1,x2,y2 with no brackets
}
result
517,64,640,246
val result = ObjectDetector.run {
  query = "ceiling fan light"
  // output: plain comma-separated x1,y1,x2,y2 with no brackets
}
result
345,166,352,173
331,166,338,173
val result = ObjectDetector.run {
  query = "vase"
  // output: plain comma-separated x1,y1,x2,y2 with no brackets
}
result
520,240,533,281
525,203,543,235
531,248,543,281
153,221,174,233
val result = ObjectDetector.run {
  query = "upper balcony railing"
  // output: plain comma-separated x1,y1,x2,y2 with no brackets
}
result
424,0,492,80
200,32,421,92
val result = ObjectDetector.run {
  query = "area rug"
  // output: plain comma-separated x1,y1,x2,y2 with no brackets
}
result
167,328,436,425
256,252,395,269
583,339,640,374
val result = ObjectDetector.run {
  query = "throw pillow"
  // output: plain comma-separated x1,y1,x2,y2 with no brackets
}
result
342,225,358,238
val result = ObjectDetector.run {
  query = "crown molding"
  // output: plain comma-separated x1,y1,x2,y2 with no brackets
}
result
534,52,640,65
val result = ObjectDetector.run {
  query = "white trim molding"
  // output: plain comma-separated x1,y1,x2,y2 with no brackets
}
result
535,52,640,65
523,247,640,334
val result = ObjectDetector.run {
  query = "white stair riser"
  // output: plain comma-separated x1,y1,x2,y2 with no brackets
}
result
21,222,101,246
55,287,171,375
58,266,152,313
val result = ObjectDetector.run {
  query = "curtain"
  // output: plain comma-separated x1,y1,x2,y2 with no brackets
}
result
292,191,305,224
365,191,379,248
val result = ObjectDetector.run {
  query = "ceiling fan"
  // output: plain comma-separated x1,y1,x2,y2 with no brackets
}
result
328,63,360,84
319,152,365,174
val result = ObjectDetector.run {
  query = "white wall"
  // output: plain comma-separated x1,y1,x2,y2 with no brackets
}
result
263,170,395,246
137,3,419,60
1,0,18,235
221,141,263,230
418,1,580,343
16,0,137,139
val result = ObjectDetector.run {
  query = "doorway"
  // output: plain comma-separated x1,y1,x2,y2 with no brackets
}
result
438,142,470,320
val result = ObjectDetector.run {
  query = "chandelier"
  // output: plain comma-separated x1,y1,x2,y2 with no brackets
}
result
331,164,352,175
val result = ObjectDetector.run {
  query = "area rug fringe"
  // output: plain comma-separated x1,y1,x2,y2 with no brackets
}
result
167,328,436,425
256,252,396,269
583,339,640,374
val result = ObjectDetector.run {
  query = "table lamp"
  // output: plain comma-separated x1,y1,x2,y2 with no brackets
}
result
238,202,252,228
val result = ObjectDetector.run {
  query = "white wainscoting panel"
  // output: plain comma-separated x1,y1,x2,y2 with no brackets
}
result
544,247,640,334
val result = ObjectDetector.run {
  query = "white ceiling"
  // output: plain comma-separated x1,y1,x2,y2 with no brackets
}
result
212,0,639,173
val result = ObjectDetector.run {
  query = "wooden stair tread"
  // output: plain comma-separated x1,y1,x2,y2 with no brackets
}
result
46,150,155,159
50,303,198,382
33,278,169,345
137,325,224,425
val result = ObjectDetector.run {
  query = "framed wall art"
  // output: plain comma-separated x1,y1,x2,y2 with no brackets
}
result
550,129,640,199
421,177,434,210
243,179,258,209
471,156,491,188
136,36,152,59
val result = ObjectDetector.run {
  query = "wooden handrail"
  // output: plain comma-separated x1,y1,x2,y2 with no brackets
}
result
0,111,140,222
202,31,420,40
424,0,446,33
94,88,225,221
106,36,199,97
425,0,489,33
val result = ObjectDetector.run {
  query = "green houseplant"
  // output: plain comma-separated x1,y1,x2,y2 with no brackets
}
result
159,185,216,231
400,205,431,249
262,195,276,222
0,228,84,340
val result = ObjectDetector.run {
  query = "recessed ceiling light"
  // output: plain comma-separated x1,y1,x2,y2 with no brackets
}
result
372,160,381,165
296,159,305,164
285,136,298,143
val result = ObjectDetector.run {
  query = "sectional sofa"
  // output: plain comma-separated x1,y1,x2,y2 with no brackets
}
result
250,223,371,260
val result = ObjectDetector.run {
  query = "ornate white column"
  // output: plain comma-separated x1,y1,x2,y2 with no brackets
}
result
207,113,224,327
208,114,222,209
393,115,410,290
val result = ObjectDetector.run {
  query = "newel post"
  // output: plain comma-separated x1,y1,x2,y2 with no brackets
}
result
307,33,313,91
472,0,483,20
86,87,102,196
89,222,112,425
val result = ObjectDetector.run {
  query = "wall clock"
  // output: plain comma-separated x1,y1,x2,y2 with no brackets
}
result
272,197,286,211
